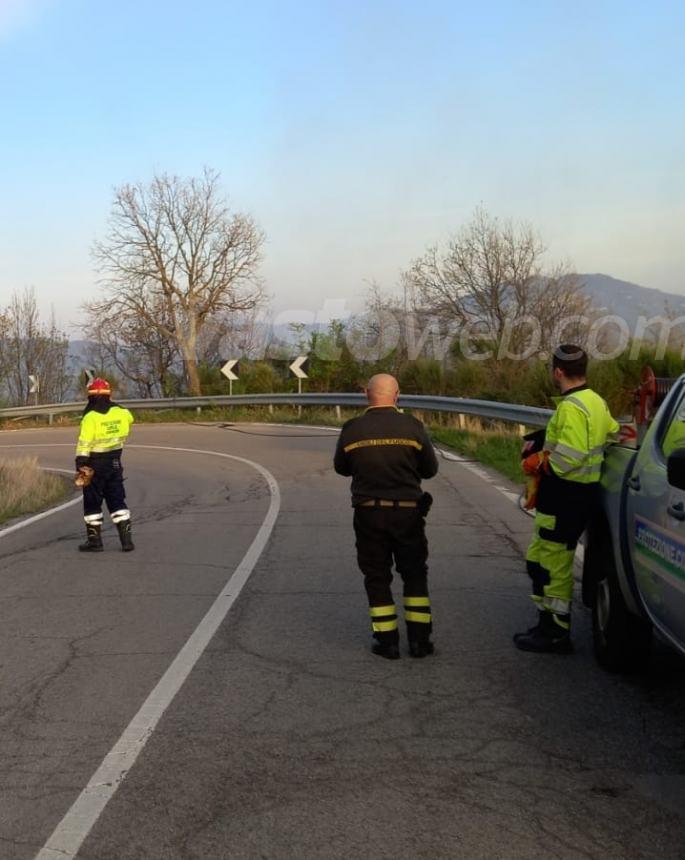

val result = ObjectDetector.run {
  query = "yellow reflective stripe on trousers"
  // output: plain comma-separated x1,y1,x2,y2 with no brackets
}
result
405,610,431,624
369,605,396,617
372,619,399,632
544,596,571,614
403,596,430,607
536,512,556,532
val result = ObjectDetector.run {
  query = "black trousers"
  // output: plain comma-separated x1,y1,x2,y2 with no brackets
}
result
353,506,431,643
82,457,128,522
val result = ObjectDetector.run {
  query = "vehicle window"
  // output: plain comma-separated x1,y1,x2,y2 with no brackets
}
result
660,390,685,458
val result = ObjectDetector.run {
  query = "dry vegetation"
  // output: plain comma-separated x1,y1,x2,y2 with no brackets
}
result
0,457,71,524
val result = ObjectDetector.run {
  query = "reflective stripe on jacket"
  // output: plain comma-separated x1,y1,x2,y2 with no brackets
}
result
333,405,438,503
544,387,619,483
76,406,134,458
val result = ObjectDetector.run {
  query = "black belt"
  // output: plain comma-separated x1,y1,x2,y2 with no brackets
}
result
358,499,418,508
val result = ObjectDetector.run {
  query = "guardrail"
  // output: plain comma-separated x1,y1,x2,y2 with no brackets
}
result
0,393,553,428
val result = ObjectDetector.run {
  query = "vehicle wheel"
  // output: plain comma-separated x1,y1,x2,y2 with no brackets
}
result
590,531,652,672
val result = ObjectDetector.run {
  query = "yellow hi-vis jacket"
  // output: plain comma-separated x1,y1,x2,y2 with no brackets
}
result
544,387,619,483
76,405,134,458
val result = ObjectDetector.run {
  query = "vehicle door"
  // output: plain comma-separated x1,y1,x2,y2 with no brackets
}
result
625,379,685,648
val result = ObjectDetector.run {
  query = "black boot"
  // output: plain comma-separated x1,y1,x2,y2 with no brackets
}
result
116,520,135,552
513,610,545,643
514,610,573,653
79,524,103,552
406,620,434,658
371,642,400,659
371,633,400,660
408,639,434,658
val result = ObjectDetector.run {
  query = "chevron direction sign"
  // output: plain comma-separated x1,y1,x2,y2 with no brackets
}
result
220,359,239,381
289,356,309,379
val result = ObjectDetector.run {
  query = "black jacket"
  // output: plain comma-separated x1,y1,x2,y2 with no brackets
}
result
334,406,438,504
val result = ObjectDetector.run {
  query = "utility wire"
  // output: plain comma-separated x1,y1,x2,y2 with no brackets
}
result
186,420,338,438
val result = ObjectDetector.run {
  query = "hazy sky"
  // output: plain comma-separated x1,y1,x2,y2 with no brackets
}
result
0,0,683,331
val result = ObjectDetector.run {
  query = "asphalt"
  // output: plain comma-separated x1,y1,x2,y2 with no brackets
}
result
0,422,684,860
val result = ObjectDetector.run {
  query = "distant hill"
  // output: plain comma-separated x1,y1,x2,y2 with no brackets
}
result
65,276,685,374
578,274,685,329
68,340,92,367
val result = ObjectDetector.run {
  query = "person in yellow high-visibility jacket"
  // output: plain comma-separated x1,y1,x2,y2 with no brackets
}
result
515,345,619,653
76,378,135,553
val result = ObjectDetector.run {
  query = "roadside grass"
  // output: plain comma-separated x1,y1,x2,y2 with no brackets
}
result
429,421,523,484
0,457,72,524
0,405,360,431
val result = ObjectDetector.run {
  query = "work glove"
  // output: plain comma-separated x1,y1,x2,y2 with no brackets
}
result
523,474,541,510
522,450,549,476
74,465,95,488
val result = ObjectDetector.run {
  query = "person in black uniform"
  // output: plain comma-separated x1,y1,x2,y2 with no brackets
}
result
334,373,439,659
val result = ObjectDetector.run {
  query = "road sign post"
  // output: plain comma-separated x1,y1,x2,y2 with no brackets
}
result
289,356,309,417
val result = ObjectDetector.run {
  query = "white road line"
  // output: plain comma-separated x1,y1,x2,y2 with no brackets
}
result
33,445,281,860
497,489,522,504
435,446,521,503
0,495,81,538
0,466,79,538
0,432,581,856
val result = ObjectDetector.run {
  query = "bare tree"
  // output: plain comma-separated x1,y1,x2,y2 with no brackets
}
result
403,207,593,357
91,168,265,395
196,304,267,367
0,289,70,405
84,293,181,397
342,281,404,368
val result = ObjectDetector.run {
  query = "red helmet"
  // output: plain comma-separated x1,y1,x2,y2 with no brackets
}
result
87,377,112,396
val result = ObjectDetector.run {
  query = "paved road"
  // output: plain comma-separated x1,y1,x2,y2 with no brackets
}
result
0,422,684,860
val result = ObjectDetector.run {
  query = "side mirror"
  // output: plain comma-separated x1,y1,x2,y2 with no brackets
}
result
667,448,685,491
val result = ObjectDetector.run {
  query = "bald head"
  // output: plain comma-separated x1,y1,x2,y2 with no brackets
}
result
366,373,399,407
